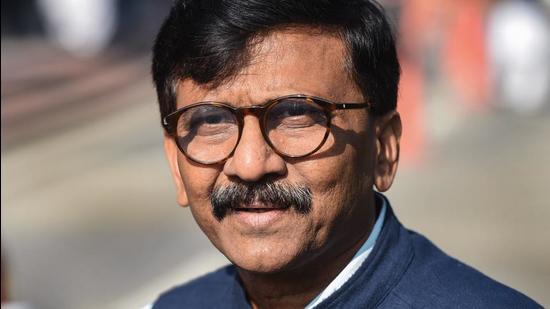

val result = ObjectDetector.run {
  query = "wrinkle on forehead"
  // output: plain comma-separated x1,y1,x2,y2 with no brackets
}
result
177,27,362,107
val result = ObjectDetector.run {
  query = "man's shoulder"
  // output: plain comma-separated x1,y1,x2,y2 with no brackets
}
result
386,230,541,308
152,265,242,309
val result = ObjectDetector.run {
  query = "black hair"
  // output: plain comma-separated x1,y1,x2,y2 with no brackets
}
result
152,0,400,126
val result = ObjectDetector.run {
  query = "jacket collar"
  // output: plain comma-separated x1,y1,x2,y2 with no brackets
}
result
315,193,415,308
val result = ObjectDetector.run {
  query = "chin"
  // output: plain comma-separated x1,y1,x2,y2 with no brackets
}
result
224,243,302,274
235,262,286,274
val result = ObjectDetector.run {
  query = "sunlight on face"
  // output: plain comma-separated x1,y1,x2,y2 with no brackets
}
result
171,28,377,273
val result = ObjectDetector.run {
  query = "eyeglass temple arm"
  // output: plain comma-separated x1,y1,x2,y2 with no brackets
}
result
333,102,371,110
162,115,176,134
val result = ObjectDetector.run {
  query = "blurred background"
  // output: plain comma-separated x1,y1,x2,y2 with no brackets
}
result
1,0,549,308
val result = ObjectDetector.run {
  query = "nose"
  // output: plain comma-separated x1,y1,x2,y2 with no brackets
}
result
222,115,287,182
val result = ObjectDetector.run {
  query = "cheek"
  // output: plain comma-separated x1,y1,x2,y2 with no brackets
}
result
177,156,227,248
296,130,371,196
292,127,373,233
189,202,223,247
178,155,220,202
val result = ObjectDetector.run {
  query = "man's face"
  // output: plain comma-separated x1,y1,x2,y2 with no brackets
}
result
164,28,399,273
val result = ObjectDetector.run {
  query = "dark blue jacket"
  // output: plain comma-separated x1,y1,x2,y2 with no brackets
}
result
153,204,541,308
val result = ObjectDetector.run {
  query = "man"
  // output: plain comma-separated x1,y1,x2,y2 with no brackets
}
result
150,0,541,308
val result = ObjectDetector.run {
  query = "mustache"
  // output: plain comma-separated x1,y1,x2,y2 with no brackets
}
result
210,180,312,221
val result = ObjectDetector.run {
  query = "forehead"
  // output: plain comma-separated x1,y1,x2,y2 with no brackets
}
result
177,28,362,106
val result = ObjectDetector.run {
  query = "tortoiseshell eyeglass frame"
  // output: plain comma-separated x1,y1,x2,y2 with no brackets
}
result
162,94,371,165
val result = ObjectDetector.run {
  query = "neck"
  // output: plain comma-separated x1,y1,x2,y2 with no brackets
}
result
237,194,377,309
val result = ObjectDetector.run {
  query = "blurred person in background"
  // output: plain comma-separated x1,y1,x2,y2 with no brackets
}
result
149,0,542,308
379,0,549,162
487,0,550,113
37,0,117,57
1,0,171,56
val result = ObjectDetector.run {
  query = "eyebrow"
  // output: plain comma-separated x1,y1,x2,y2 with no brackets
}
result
187,93,305,107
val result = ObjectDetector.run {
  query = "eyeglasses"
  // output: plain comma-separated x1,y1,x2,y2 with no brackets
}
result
163,94,370,164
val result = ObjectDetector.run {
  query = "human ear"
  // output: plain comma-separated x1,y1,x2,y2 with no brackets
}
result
163,134,189,207
373,111,402,192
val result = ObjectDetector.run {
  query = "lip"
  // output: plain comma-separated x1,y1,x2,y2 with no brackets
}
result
229,207,289,230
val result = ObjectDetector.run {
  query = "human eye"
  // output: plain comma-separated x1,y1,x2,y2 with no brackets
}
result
269,98,326,128
179,106,236,136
